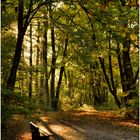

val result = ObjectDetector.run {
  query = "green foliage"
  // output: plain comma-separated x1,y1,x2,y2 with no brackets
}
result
1,87,40,131
1,29,16,86
126,97,139,119
59,96,81,111
2,88,37,115
2,13,16,28
95,94,118,110
2,0,138,117
1,1,17,28
117,95,139,120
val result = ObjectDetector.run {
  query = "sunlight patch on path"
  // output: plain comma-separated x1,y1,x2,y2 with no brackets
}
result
39,117,87,140
39,116,118,140
48,123,87,140
39,112,139,140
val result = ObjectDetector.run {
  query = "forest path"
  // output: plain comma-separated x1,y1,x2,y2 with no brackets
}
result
3,110,139,140
38,110,139,140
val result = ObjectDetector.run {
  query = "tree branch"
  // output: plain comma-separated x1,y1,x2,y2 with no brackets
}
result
23,1,46,31
134,67,139,84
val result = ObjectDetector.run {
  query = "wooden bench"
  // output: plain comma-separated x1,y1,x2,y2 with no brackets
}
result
30,122,54,140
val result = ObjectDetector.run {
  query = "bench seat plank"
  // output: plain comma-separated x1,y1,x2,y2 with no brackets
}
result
30,122,53,140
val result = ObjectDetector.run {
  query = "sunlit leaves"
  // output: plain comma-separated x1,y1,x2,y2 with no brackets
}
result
1,0,139,113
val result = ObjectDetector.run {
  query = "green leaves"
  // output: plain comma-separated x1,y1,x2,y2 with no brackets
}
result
1,0,138,113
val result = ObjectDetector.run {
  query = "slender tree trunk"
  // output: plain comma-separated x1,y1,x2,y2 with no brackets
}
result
109,39,115,92
90,67,98,106
38,23,44,101
108,40,121,107
35,20,40,98
116,43,127,104
116,44,126,90
90,65,104,106
49,5,56,109
43,21,49,107
18,71,22,93
21,49,25,94
99,57,121,108
68,70,74,98
29,24,32,97
54,35,69,110
40,49,44,101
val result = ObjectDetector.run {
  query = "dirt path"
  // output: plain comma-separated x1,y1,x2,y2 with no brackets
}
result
2,110,139,140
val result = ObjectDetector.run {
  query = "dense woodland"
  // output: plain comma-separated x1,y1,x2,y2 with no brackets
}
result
1,0,139,132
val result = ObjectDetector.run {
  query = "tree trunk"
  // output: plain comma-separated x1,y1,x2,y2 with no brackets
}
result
116,44,126,90
54,35,69,110
29,24,32,98
6,0,34,91
90,67,99,106
21,49,25,94
116,43,127,104
109,40,115,92
68,70,74,99
7,32,25,91
43,21,49,107
40,49,44,101
99,57,121,108
7,0,25,91
122,34,138,106
6,0,45,91
49,5,56,109
7,0,24,91
35,20,40,98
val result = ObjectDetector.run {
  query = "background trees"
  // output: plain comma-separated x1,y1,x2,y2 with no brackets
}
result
2,0,139,130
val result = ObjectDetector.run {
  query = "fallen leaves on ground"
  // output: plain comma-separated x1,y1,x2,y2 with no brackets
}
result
2,110,139,140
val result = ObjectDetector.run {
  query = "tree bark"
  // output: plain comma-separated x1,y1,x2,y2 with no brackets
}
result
116,44,126,92
6,0,46,91
29,24,32,98
40,48,44,101
109,40,115,92
116,43,127,105
99,57,121,108
35,20,40,98
43,21,49,107
49,5,56,109
7,0,25,91
54,35,69,110
90,66,100,106
122,34,138,106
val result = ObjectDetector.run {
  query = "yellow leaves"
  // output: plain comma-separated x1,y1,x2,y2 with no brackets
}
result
130,34,137,41
121,32,126,38
100,0,110,12
120,30,137,41
129,0,139,7
87,12,93,19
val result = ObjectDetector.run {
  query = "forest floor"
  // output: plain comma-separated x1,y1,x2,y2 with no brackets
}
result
2,110,139,140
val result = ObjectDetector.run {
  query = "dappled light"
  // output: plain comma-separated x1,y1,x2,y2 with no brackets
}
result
1,0,139,140
15,132,31,140
114,121,139,128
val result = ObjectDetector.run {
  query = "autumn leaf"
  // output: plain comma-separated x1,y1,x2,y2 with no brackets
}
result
100,0,110,12
130,34,137,41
